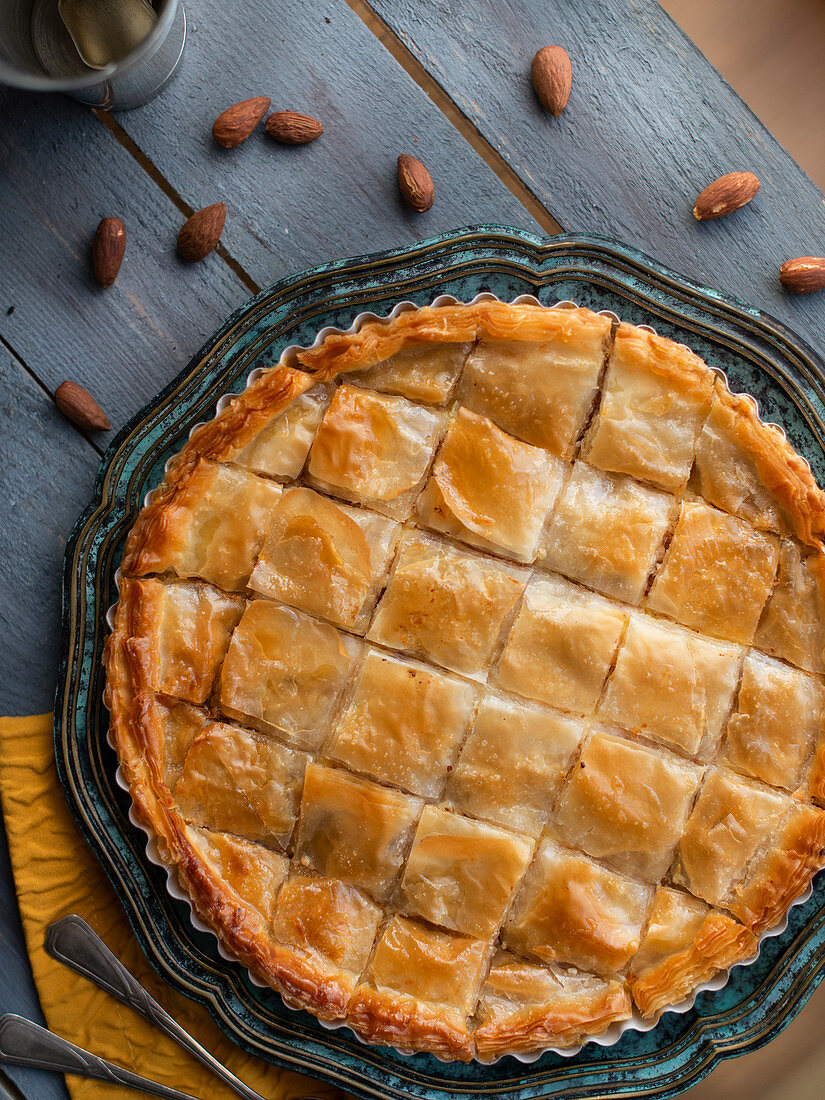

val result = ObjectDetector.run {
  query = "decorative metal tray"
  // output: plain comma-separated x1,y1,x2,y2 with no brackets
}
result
55,227,825,1100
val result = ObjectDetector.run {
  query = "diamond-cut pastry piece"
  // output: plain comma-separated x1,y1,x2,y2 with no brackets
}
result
184,825,289,921
347,915,488,1060
554,730,703,879
584,322,714,491
219,601,360,748
399,805,533,938
175,721,309,848
459,307,613,457
326,650,477,797
368,532,526,678
344,342,471,405
691,384,793,534
727,802,825,931
598,613,742,758
539,462,678,603
647,501,779,644
139,696,210,790
722,652,825,790
756,540,825,674
293,763,422,901
445,694,585,836
673,768,789,906
475,953,632,1058
125,459,283,591
495,575,627,715
504,840,651,975
248,487,399,630
115,577,243,705
628,887,756,1019
306,384,444,518
417,408,565,561
232,386,330,480
270,873,382,1018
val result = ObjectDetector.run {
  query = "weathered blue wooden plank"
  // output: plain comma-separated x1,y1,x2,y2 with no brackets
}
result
0,347,100,715
115,0,540,286
0,89,246,436
369,0,825,356
0,348,95,1099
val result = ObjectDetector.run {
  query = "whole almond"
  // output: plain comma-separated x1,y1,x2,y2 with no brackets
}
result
692,172,760,220
55,380,110,432
531,45,572,116
265,110,324,144
397,154,434,212
92,217,126,287
779,257,825,294
177,202,226,263
212,96,271,148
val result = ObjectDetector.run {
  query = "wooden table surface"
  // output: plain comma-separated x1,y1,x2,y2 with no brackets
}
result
2,1,825,1097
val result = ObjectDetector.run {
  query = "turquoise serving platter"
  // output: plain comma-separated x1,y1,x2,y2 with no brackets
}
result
55,227,825,1100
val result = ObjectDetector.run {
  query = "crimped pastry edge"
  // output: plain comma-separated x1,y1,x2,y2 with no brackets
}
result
104,292,825,1063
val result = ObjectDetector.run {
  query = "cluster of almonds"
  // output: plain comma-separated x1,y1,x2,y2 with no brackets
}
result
62,94,435,432
88,97,433,285
211,95,434,220
57,49,824,434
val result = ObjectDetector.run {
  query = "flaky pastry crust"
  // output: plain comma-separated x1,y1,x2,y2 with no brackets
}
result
106,300,825,1061
628,912,757,1020
699,381,825,544
474,982,632,1060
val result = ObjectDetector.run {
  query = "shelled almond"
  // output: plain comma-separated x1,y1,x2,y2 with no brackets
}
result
92,217,126,288
692,172,760,220
177,203,227,263
779,257,825,294
212,97,271,148
265,111,324,144
531,46,572,116
55,381,110,431
397,154,434,212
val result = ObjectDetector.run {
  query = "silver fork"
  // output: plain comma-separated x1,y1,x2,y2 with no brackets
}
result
43,914,275,1100
0,1014,203,1100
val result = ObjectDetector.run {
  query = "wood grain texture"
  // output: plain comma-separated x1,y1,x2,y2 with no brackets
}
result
0,347,100,715
368,0,825,355
115,0,540,286
0,90,246,436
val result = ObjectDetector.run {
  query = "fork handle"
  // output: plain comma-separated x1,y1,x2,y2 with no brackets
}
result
0,1015,203,1100
45,915,265,1100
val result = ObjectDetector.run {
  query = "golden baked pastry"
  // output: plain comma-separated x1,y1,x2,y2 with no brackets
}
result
106,300,825,1062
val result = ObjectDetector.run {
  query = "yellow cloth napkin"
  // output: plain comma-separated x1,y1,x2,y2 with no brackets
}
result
0,714,347,1100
